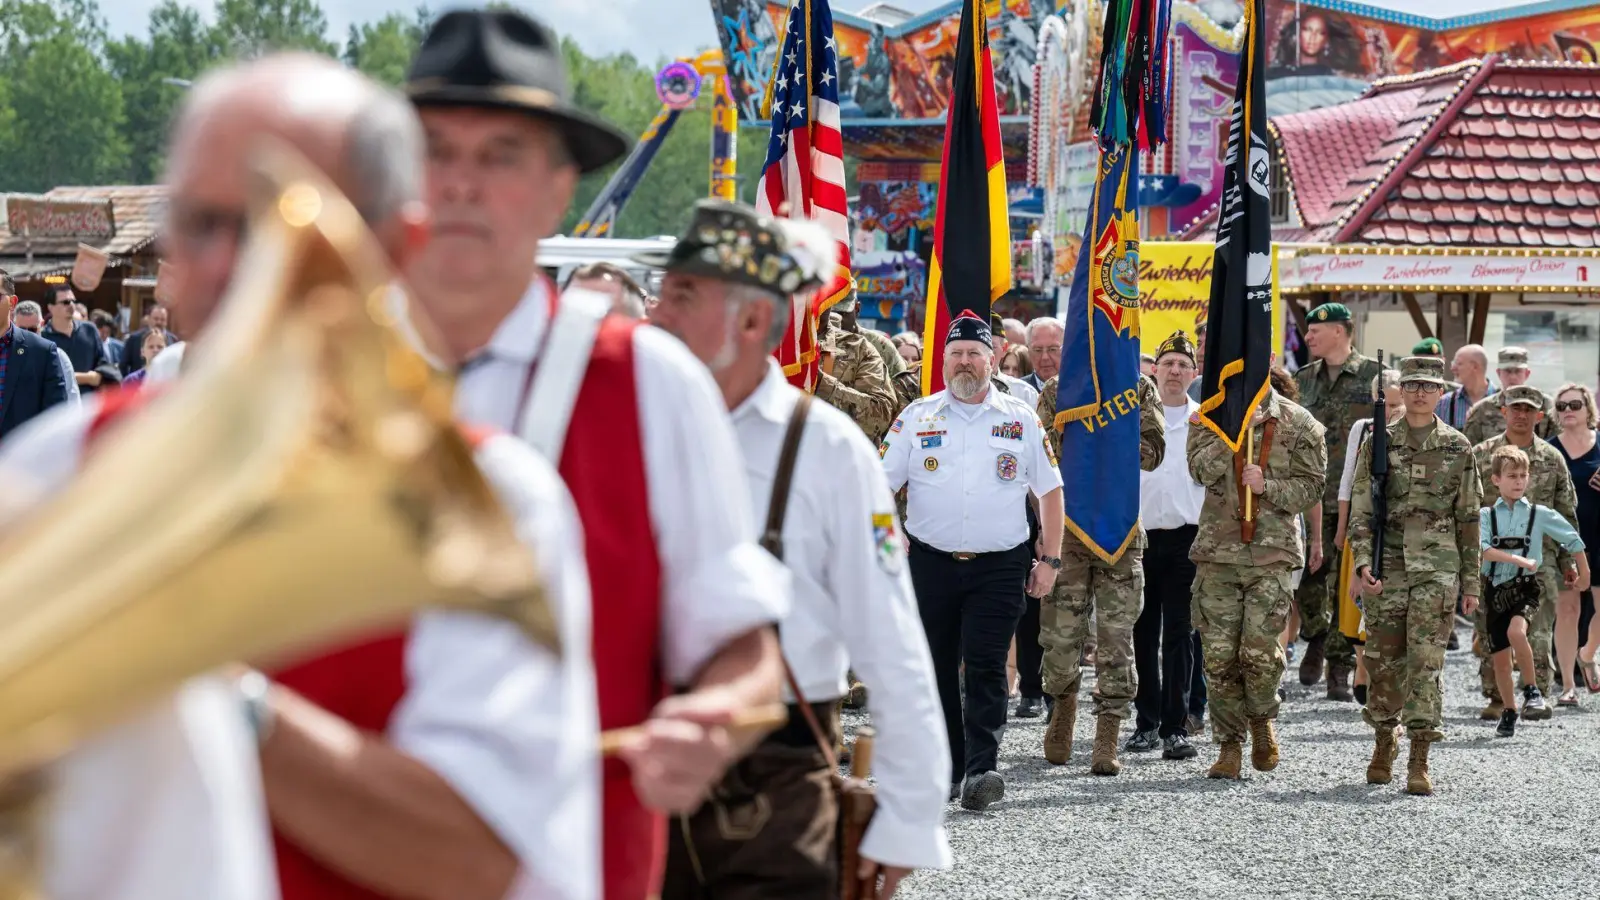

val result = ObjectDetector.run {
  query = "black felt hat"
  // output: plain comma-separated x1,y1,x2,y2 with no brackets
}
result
404,9,630,173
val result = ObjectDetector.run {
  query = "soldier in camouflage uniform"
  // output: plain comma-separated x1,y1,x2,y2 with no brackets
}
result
1036,372,1164,776
1462,348,1557,445
1293,302,1384,700
815,294,897,441
1350,356,1481,796
1187,389,1327,779
860,318,922,422
1469,385,1579,719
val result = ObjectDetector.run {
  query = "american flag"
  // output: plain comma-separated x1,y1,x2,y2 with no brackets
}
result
757,0,853,391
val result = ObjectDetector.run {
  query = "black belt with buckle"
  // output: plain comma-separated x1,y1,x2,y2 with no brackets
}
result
907,533,984,561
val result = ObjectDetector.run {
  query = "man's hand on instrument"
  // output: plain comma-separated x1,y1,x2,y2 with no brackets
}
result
1241,464,1265,495
617,691,745,814
1357,566,1383,597
859,859,912,899
1462,594,1479,617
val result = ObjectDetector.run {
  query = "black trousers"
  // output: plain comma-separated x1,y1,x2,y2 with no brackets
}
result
908,536,1030,784
1014,502,1044,699
1134,525,1199,737
1014,596,1045,699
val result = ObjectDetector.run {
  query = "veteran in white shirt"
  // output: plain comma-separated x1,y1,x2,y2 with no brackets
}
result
1130,330,1209,762
881,309,1064,813
649,207,950,898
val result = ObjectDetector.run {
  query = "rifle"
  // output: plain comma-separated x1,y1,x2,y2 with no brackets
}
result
1369,350,1389,581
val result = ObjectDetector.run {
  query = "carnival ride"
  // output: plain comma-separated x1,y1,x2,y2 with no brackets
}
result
572,50,740,238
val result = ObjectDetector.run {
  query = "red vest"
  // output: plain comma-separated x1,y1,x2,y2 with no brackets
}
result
269,426,502,900
553,315,667,900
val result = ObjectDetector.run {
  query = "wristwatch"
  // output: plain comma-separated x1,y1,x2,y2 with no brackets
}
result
235,668,277,745
1040,555,1062,570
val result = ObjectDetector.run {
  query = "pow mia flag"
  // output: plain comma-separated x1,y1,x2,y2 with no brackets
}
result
1196,0,1273,451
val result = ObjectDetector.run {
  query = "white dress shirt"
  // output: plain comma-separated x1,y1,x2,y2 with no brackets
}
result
0,390,602,900
54,346,81,407
731,362,951,871
0,397,278,900
452,277,789,684
996,371,1038,409
881,386,1063,553
1141,398,1205,530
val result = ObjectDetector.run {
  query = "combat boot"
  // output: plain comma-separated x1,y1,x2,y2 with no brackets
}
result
1405,740,1433,796
1042,693,1077,765
1479,698,1503,720
1366,727,1398,785
1248,717,1280,771
1207,741,1243,780
1326,664,1354,702
1090,715,1122,775
1298,635,1325,686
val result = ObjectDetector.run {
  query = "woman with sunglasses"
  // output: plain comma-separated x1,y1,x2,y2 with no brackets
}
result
1550,383,1600,703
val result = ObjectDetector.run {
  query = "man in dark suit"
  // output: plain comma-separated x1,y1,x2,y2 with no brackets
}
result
119,304,179,377
0,276,70,443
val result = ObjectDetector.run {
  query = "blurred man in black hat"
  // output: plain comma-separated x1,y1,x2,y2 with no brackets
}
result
401,11,789,900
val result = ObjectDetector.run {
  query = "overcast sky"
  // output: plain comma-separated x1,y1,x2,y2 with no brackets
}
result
100,0,956,62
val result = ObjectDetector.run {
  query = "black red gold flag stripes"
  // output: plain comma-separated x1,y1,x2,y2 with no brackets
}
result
919,0,1011,397
1196,0,1272,450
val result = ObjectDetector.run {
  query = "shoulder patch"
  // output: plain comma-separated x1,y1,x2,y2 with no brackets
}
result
1188,411,1202,426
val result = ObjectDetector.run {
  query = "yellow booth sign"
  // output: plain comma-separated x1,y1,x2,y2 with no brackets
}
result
1138,242,1282,362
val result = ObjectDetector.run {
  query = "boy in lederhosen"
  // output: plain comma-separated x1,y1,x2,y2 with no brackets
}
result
1473,445,1589,737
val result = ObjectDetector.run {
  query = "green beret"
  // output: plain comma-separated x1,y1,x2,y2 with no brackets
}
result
1307,302,1352,324
1412,337,1443,355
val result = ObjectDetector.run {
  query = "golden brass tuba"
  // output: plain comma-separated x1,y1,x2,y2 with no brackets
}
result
0,141,555,896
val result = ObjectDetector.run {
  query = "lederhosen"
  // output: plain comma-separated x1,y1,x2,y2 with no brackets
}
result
1482,505,1541,654
662,394,842,900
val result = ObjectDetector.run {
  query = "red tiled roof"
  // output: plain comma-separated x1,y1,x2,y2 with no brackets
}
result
1270,85,1438,229
1306,56,1600,248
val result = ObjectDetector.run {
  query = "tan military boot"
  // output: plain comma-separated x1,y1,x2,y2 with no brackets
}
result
1207,741,1243,779
1090,715,1122,776
1042,693,1077,765
1479,699,1503,720
1248,717,1280,771
1405,740,1433,796
1366,727,1398,785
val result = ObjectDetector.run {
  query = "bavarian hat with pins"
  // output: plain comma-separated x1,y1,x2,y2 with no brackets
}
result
405,9,630,173
633,199,823,297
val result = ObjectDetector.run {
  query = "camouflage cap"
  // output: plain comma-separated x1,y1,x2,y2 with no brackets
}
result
1497,346,1531,370
1307,302,1352,324
1397,355,1448,386
1411,336,1443,355
1156,329,1198,364
1499,384,1544,409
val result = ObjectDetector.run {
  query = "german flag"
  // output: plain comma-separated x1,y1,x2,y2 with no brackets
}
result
919,0,1011,397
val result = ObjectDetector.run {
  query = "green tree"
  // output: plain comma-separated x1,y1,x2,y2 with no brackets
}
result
0,1,128,190
343,7,428,86
210,0,335,58
107,0,220,183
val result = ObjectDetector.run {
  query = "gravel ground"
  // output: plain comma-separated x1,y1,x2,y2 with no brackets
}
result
845,621,1600,899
